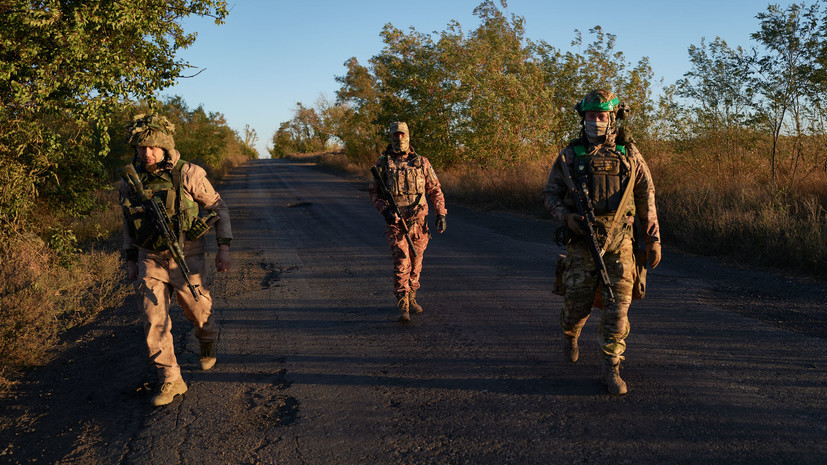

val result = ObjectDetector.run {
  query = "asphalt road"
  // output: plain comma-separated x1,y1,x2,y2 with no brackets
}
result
2,158,825,464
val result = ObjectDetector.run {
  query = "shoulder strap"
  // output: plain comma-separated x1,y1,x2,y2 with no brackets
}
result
556,151,577,192
600,157,636,254
172,160,187,247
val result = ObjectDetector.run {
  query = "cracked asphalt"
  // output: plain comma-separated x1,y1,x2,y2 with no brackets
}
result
1,158,825,464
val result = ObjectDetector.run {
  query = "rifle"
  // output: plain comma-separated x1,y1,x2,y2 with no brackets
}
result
371,165,417,258
120,164,201,301
558,158,615,304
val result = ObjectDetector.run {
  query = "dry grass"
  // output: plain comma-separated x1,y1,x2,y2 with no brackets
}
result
0,194,130,394
276,138,826,280
650,139,827,276
286,150,367,177
439,159,554,217
332,135,826,279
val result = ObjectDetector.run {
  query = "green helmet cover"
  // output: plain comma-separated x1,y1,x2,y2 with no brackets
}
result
581,96,619,112
126,113,176,151
575,89,622,117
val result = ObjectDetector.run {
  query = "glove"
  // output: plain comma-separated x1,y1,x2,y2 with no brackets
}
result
565,212,586,235
382,208,399,225
647,241,662,269
436,214,447,233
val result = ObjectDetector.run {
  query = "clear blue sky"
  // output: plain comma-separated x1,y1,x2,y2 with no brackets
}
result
166,0,798,157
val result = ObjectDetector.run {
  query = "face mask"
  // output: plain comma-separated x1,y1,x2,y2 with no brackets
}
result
391,133,410,153
584,120,610,143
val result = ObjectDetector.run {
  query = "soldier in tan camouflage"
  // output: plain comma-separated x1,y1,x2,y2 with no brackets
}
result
369,121,447,323
543,90,661,395
119,113,233,407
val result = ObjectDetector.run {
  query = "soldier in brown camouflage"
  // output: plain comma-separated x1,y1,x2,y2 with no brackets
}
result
369,121,447,323
543,90,661,395
120,113,233,407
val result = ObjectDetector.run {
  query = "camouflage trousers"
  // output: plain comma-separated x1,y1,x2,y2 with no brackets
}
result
386,217,430,297
134,250,217,382
560,234,634,360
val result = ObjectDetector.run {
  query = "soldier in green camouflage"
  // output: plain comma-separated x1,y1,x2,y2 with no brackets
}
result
543,89,661,395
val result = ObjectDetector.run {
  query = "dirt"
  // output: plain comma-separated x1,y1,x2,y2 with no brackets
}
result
1,158,825,464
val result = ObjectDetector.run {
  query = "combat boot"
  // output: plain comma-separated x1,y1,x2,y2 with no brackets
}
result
563,335,579,363
600,357,627,395
397,293,410,323
151,377,188,407
199,341,217,371
408,290,424,314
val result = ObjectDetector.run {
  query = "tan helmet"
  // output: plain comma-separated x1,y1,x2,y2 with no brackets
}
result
126,113,176,151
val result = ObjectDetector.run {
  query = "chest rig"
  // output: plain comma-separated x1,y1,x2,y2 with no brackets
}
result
382,154,427,208
121,160,200,251
572,143,634,216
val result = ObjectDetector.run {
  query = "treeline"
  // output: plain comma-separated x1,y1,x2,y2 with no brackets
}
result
271,1,655,166
106,97,259,180
0,0,257,389
272,0,827,276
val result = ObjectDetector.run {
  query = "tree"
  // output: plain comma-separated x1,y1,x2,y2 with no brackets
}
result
675,36,757,175
105,96,257,178
0,0,228,233
679,37,754,132
329,2,656,168
335,57,385,163
749,1,823,184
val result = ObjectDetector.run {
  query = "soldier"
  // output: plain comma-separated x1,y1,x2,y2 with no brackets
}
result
120,113,233,407
369,121,447,323
543,90,661,395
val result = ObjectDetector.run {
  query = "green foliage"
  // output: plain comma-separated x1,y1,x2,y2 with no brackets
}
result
0,0,229,236
673,1,827,187
0,234,128,389
106,96,258,179
46,226,80,266
318,1,655,168
269,100,343,158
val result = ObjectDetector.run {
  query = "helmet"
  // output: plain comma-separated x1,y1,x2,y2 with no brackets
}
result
575,89,620,117
126,113,176,151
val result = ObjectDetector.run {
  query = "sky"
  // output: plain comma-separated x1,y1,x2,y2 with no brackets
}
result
166,0,801,157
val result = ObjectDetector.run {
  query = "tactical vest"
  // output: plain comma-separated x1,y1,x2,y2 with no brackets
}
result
122,160,200,251
382,154,427,208
572,143,634,217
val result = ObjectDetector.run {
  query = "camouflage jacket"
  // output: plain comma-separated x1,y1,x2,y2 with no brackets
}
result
120,148,233,258
368,146,447,221
543,137,660,245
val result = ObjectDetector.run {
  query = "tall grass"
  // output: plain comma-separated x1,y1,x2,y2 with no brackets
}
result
647,136,827,276
439,160,553,218
329,133,826,279
1,189,130,393
0,232,129,392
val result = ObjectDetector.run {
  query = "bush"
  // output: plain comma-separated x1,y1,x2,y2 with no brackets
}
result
0,225,129,394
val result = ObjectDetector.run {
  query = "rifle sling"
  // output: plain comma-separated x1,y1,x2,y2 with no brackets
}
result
602,158,636,255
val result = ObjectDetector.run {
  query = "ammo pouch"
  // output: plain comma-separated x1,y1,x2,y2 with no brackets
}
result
632,245,647,300
186,212,220,241
553,224,572,246
553,253,568,296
